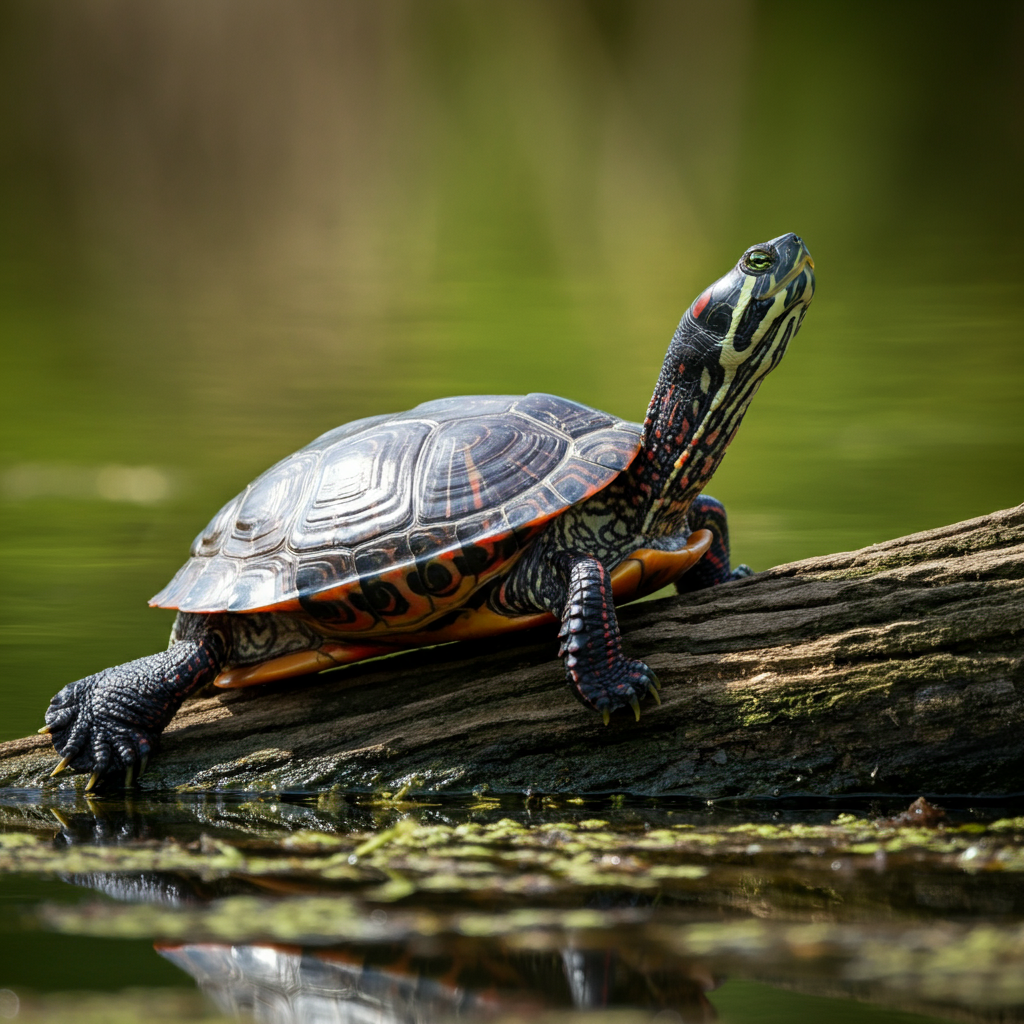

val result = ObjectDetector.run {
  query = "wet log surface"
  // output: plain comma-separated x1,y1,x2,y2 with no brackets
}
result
1,505,1022,797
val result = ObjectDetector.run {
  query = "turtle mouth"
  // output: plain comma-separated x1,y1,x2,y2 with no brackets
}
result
762,251,815,300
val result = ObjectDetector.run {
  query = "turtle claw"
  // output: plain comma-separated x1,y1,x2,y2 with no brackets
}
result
50,755,74,778
649,686,662,706
124,765,135,789
38,725,52,735
572,657,661,723
139,754,149,778
49,808,71,829
85,771,101,793
42,639,222,787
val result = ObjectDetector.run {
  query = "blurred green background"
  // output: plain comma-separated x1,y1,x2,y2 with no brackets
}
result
0,0,1021,742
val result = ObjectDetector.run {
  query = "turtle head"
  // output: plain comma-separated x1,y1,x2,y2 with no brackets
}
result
686,232,815,365
636,233,814,533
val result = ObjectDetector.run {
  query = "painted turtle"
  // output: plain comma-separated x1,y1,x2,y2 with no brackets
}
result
43,233,815,788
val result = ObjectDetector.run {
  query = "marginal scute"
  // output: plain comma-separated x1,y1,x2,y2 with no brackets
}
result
227,560,293,613
548,462,612,504
354,536,415,579
503,485,566,529
149,393,643,614
294,558,352,599
170,557,239,612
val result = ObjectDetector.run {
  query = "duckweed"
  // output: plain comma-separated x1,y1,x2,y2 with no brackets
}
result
4,806,1024,897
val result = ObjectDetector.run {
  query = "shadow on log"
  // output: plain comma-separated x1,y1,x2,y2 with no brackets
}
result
2,505,1022,797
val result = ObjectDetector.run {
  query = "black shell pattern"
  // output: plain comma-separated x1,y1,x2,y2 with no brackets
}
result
151,394,642,613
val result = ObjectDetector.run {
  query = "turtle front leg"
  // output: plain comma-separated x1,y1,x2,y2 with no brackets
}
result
42,636,225,791
495,549,659,722
556,555,660,722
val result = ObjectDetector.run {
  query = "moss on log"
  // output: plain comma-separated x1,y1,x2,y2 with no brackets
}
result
2,505,1021,797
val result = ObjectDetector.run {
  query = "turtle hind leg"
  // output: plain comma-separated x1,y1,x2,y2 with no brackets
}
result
675,494,752,594
557,555,659,721
44,634,225,790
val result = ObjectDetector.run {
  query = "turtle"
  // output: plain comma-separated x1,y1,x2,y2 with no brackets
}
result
42,232,815,789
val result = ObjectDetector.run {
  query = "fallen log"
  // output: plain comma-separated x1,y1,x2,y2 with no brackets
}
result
2,505,1022,797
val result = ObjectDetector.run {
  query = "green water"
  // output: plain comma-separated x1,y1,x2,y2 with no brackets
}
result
0,2,1021,1021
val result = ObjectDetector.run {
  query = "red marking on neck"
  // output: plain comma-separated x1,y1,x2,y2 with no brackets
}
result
691,290,711,319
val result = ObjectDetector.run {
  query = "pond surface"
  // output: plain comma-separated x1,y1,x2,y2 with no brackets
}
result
5,792,1024,1024
0,1,1021,1021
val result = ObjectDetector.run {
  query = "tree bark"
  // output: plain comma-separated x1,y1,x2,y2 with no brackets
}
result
2,505,1022,797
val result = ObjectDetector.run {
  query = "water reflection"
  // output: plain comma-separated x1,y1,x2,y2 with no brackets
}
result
13,794,1024,1023
1,463,175,504
160,941,718,1023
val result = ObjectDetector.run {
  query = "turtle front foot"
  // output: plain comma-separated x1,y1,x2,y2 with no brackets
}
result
556,555,662,724
45,668,159,792
565,655,661,724
43,639,223,790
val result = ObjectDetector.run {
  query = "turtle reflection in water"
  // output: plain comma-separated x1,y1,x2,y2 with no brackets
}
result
42,234,815,788
160,940,720,1023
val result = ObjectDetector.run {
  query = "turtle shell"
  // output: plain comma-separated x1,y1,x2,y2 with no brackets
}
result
150,393,642,621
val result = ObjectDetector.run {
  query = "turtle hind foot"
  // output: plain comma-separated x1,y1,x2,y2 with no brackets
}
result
43,638,223,789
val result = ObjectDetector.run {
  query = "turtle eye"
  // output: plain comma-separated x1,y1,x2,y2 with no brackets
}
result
744,249,775,272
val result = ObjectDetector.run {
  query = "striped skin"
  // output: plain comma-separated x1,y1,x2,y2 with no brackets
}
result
632,233,814,538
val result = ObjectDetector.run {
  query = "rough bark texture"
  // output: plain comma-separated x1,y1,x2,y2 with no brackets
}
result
2,505,1022,798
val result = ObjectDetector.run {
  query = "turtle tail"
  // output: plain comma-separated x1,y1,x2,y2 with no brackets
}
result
42,633,226,791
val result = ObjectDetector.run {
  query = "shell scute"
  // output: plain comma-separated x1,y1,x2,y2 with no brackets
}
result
547,461,613,504
400,395,517,422
294,421,428,551
191,496,239,558
226,560,290,613
514,393,616,437
224,452,317,559
151,393,642,614
502,484,567,530
416,415,567,522
573,425,646,469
